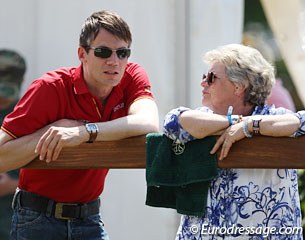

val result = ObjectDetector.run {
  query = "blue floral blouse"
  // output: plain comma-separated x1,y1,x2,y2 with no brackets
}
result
163,104,305,240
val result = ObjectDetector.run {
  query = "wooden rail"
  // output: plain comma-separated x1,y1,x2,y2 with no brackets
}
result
23,135,305,169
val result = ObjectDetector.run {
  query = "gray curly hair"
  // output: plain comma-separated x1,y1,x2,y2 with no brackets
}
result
203,44,275,106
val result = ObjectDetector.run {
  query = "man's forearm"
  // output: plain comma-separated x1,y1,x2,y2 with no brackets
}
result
95,113,159,141
95,99,159,141
0,130,41,173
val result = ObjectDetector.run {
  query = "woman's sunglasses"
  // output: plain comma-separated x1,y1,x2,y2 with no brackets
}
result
87,46,131,60
202,72,215,86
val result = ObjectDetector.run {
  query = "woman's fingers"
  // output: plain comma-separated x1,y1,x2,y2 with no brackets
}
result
210,135,225,154
219,139,233,160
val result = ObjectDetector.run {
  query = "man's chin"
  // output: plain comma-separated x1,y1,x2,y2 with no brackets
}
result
105,78,120,86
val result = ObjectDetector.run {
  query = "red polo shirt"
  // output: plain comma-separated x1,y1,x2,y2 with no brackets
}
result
2,62,154,203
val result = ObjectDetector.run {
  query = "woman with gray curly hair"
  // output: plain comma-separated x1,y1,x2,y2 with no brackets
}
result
204,44,275,107
163,44,305,239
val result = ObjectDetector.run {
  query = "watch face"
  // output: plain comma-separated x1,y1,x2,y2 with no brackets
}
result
86,123,98,132
89,123,98,131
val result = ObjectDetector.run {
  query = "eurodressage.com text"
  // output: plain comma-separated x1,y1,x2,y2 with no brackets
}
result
189,224,303,237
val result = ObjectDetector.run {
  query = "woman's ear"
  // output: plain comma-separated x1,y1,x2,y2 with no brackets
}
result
234,85,246,97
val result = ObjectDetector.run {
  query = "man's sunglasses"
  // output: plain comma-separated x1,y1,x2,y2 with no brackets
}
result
202,72,215,86
87,46,131,59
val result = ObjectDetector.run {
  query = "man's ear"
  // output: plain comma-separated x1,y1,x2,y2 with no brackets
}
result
78,47,87,62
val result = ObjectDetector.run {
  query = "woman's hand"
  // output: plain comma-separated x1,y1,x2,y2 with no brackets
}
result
210,121,246,160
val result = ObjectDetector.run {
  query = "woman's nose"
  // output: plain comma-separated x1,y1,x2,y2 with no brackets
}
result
201,79,208,87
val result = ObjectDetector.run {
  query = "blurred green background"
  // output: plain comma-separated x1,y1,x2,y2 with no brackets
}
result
244,1,304,111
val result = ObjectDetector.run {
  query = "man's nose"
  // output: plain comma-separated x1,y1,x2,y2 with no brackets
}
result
106,52,119,65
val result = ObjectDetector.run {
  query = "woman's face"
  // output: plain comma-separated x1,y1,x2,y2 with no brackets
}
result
201,62,240,114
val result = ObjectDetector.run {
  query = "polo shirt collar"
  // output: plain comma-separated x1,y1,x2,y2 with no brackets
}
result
72,65,122,100
73,65,90,95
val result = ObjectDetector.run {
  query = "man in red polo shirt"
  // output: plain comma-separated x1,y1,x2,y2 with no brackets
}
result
0,10,159,240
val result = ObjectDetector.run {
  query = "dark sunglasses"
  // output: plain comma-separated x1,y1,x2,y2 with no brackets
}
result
202,72,215,86
87,46,131,59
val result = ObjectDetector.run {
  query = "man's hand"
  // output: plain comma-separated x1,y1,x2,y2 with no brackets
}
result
35,119,88,163
210,121,246,160
0,173,18,196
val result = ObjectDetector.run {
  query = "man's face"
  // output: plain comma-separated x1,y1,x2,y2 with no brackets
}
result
79,28,130,97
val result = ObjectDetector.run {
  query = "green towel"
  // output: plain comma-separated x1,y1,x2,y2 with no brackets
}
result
145,133,218,216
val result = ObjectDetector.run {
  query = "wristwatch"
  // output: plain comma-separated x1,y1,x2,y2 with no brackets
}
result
252,116,262,136
85,123,99,143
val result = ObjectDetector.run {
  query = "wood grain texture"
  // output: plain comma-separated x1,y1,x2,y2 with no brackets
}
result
23,135,305,169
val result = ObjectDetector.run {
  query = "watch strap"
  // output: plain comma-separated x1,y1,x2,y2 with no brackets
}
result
85,123,99,143
252,119,262,136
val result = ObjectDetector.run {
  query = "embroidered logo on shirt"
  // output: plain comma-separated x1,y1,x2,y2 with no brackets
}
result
172,142,185,155
113,102,125,112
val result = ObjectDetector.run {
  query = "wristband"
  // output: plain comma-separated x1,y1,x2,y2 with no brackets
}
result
227,106,233,126
242,119,252,138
